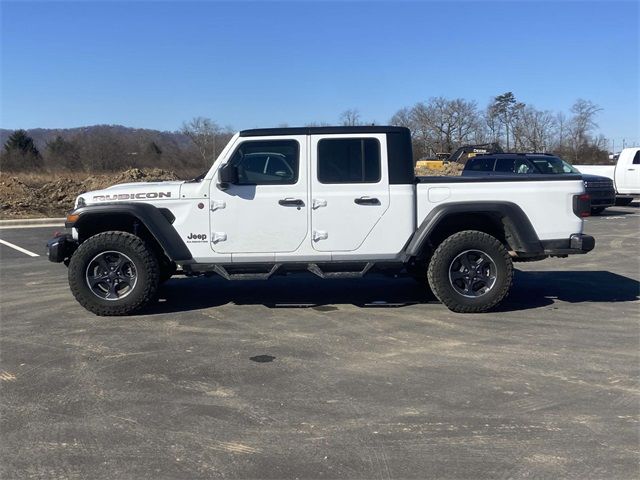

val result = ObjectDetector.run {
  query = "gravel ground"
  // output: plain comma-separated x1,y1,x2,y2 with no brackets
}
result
0,204,638,479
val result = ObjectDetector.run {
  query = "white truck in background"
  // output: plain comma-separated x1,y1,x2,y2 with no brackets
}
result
575,147,640,206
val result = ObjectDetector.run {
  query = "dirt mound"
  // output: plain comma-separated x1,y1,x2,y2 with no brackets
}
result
0,177,37,216
0,168,180,218
415,162,464,177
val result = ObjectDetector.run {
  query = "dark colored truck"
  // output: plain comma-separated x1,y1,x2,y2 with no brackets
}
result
462,153,616,214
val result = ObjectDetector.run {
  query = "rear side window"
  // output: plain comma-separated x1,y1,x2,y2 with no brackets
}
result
318,138,381,183
494,158,516,173
467,157,495,171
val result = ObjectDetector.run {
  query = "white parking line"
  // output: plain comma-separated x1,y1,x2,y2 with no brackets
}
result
0,223,64,230
0,239,40,257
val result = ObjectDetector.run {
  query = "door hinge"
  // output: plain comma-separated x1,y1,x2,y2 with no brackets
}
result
312,198,327,209
210,200,226,212
211,232,227,243
313,230,328,242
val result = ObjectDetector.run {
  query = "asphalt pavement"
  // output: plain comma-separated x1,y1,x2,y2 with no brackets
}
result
1,204,638,479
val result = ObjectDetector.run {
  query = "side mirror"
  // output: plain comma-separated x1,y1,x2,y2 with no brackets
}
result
218,163,238,189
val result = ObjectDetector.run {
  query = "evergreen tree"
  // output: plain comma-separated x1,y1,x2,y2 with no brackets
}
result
1,129,42,171
4,129,40,157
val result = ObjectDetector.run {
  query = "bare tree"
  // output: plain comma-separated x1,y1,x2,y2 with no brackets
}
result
180,117,220,168
514,106,557,152
393,97,483,156
339,109,362,126
570,99,602,146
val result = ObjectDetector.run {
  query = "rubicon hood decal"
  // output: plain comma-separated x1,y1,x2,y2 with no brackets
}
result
92,191,172,201
82,181,184,204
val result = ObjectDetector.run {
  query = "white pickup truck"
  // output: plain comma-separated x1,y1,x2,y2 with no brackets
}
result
47,126,594,315
575,147,640,205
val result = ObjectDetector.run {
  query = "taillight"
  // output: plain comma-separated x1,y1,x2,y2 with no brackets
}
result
573,193,591,218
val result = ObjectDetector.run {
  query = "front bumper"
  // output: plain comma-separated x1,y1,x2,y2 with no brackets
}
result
541,234,595,256
587,189,616,207
46,233,78,263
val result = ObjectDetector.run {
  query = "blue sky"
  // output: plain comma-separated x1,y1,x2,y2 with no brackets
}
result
1,1,638,146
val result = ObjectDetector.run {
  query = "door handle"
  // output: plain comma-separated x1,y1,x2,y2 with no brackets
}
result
354,196,381,205
279,198,304,207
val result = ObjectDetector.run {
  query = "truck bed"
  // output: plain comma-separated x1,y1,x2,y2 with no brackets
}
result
416,174,585,241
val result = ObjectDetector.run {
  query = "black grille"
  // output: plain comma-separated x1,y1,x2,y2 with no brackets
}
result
584,180,614,190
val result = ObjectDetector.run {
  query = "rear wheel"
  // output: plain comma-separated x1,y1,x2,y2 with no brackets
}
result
68,231,159,316
427,230,513,313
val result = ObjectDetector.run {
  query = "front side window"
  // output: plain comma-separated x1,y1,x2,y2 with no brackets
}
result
317,138,381,183
633,150,640,165
229,140,299,185
530,156,578,174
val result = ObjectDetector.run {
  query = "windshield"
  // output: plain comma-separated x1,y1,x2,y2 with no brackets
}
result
530,156,579,174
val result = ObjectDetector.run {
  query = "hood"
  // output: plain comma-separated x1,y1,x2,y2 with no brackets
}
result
580,174,612,182
79,180,184,206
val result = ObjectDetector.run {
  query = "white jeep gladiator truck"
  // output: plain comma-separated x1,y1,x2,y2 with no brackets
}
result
575,147,640,205
47,126,595,315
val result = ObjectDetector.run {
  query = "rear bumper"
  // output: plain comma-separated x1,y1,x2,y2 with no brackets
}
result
541,234,595,255
46,233,78,263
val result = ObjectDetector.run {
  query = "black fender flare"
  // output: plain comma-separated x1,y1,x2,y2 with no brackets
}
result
404,201,543,257
66,203,193,262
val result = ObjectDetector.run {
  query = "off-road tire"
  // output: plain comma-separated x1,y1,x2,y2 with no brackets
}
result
591,207,605,215
68,231,160,316
427,230,513,313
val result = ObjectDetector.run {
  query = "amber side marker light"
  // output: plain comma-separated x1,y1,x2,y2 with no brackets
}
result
66,213,80,223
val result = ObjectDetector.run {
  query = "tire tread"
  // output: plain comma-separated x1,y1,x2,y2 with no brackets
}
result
427,230,513,313
68,231,159,316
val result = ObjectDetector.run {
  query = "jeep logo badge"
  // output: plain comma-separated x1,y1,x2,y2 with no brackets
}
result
186,233,207,243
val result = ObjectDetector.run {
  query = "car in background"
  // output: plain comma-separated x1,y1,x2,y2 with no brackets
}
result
462,153,616,214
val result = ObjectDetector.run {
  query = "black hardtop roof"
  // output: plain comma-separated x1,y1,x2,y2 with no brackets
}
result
239,126,410,137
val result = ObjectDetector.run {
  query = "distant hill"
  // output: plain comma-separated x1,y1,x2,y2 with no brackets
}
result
0,125,194,152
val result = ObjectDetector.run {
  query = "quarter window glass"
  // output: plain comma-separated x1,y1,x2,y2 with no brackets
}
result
318,138,381,183
229,140,299,185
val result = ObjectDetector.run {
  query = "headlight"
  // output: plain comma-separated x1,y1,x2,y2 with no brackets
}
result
76,196,86,207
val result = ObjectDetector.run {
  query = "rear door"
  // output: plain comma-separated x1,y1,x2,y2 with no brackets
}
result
309,134,389,252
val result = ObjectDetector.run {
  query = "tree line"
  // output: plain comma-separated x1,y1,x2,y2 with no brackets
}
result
1,92,613,173
388,93,609,163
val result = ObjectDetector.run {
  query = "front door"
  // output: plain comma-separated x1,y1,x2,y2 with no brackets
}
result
310,134,389,252
209,136,308,254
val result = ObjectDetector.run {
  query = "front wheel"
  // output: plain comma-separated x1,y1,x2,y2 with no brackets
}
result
68,231,160,316
427,230,513,313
